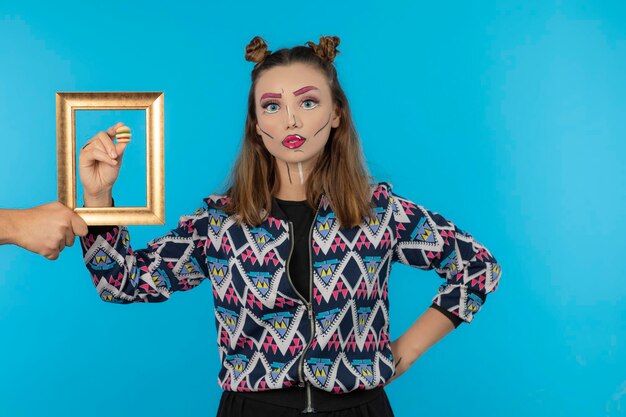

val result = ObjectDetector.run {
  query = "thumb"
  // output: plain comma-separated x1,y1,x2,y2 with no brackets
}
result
114,142,128,159
70,212,89,237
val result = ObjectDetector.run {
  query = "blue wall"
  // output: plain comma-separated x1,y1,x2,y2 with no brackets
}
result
1,1,624,416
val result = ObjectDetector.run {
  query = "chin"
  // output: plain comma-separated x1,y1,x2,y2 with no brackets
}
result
276,151,316,164
272,145,324,161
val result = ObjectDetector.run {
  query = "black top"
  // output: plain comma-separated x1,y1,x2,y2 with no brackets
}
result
275,197,316,303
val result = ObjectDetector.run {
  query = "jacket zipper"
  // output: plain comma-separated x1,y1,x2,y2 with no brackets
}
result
285,203,318,413
303,211,317,414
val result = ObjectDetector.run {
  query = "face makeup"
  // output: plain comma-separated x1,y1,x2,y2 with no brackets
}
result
282,160,306,185
254,63,341,189
259,85,319,102
285,162,292,184
282,134,306,149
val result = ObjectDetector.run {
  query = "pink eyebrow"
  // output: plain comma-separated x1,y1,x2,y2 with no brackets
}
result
293,86,318,96
260,92,282,101
259,86,319,103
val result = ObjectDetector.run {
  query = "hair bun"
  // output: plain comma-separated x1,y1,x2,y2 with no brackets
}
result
245,36,271,64
306,35,341,63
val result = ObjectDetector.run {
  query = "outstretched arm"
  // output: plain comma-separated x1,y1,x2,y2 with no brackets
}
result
80,196,212,304
0,202,88,260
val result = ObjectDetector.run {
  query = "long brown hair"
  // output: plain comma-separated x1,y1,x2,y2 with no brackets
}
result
218,35,376,228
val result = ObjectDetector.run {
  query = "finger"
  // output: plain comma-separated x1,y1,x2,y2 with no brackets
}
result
96,131,118,159
106,122,126,138
57,234,65,253
114,142,128,160
46,251,60,261
70,212,89,237
65,227,75,247
80,137,106,156
89,148,118,166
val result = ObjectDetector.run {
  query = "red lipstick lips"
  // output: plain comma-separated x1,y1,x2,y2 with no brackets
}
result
282,134,306,149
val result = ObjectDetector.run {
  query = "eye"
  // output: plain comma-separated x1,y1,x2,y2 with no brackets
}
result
302,98,319,109
261,97,319,113
262,102,280,114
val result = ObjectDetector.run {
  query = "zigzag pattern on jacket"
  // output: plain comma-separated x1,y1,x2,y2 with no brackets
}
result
80,181,502,393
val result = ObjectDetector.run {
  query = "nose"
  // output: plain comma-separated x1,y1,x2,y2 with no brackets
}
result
284,104,300,129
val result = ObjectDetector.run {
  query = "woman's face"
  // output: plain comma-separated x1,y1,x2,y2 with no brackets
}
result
255,62,341,165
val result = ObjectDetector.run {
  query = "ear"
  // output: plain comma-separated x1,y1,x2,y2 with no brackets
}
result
330,104,341,128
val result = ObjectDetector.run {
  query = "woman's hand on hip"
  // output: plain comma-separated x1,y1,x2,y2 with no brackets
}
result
385,337,420,386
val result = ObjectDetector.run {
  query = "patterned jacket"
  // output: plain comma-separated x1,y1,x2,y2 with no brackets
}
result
80,181,502,404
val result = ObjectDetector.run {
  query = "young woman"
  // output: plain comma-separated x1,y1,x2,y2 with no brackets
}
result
78,35,502,416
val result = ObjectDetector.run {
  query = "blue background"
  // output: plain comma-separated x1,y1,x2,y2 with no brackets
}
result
1,1,625,416
75,109,147,207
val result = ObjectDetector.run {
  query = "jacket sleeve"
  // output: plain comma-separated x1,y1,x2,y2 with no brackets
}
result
388,185,502,326
79,199,211,304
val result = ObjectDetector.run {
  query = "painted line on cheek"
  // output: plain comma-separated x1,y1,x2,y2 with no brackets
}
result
314,113,332,136
259,126,274,139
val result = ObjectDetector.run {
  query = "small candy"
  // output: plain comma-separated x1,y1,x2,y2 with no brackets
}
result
115,126,132,143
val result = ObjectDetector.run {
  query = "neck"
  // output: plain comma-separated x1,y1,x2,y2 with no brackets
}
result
274,158,316,200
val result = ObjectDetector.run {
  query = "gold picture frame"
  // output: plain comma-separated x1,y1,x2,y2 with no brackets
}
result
56,92,165,225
